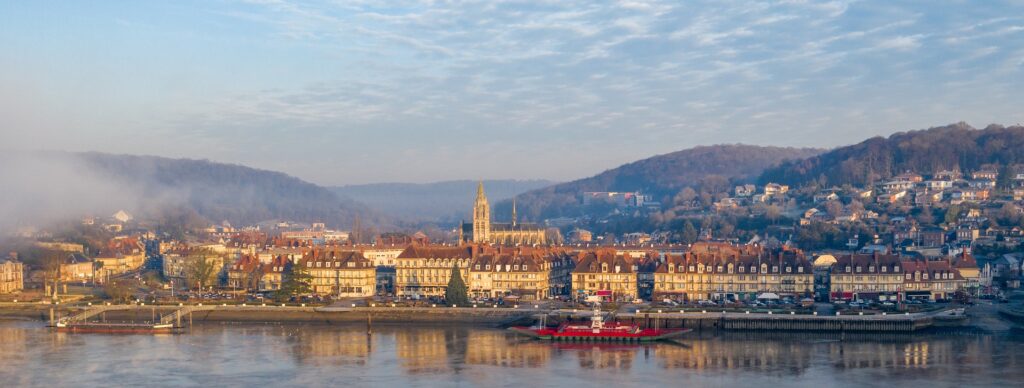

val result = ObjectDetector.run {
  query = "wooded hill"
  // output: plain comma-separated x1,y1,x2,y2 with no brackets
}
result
498,144,824,222
758,123,1024,188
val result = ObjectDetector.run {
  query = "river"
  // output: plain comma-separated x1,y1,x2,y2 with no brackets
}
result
1,320,1023,387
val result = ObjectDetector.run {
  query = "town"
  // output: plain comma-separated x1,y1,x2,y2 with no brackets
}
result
3,173,1022,323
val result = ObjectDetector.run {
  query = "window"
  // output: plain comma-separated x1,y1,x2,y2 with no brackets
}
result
475,265,480,270
786,266,792,273
846,266,852,273
772,266,779,273
894,266,900,272
689,265,696,272
739,266,745,273
905,273,912,280
798,267,804,273
881,266,887,273
523,265,528,271
856,266,861,273
869,265,875,272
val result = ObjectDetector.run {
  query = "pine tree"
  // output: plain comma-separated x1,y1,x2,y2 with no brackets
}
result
445,264,470,307
277,263,312,301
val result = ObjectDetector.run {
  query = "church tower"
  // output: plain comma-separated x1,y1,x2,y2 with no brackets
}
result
473,181,491,243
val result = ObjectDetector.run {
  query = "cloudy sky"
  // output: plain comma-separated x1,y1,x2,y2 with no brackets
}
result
2,1,1022,185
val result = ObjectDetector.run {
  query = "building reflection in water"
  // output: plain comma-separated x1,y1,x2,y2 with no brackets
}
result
566,344,636,370
464,330,550,368
290,327,372,366
654,337,811,374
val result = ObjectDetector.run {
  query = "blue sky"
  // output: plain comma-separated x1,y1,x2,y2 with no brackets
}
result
2,1,1023,185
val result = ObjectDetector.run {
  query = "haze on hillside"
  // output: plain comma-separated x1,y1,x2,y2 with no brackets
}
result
3,1,1023,185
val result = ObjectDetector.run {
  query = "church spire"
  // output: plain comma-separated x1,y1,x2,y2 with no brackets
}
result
476,180,486,201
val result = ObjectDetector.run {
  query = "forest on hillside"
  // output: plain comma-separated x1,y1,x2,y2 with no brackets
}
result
759,123,1024,188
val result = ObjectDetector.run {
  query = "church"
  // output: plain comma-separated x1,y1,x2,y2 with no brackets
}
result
460,182,547,245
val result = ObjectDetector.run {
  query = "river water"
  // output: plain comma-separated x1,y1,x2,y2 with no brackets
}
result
1,320,1023,387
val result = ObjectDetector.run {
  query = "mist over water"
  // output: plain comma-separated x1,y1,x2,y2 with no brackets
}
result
2,321,1023,387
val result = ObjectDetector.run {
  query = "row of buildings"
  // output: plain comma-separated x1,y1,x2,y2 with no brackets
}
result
213,240,977,303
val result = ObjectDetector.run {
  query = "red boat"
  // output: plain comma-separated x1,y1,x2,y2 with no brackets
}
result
510,303,690,342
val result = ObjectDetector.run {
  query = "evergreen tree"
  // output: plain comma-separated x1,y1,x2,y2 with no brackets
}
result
681,221,698,244
277,263,312,301
445,265,470,307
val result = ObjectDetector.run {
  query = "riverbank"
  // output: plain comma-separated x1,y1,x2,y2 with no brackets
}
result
3,302,1018,333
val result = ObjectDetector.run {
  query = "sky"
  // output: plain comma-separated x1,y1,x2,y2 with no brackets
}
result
2,1,1023,185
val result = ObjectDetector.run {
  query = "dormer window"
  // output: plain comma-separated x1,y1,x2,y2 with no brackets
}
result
486,265,491,270
739,266,745,273
906,273,912,280
689,265,695,272
717,265,723,273
846,266,852,273
881,266,887,273
798,267,804,273
856,266,861,273
523,265,528,271
615,265,621,273
786,266,792,273
514,265,519,271
894,266,900,272
923,273,929,280
772,266,779,273
475,265,480,270
869,265,875,272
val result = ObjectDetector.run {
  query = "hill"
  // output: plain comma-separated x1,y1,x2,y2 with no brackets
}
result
0,151,385,234
502,144,824,221
758,123,1024,188
330,180,555,223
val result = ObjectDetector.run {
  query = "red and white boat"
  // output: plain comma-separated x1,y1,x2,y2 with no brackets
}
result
510,302,689,342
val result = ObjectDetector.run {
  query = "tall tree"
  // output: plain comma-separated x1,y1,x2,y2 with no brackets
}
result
445,265,470,307
185,252,220,291
277,263,312,301
681,221,699,244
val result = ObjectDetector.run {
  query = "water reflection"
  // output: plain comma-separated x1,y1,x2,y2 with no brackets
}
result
2,321,1024,387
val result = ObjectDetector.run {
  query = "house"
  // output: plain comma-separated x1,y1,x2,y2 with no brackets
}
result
829,254,904,302
967,180,997,189
468,252,550,300
876,190,908,204
881,181,915,192
259,255,291,292
814,191,840,203
653,243,813,302
734,184,756,197
300,248,376,297
112,210,134,223
572,250,641,302
956,225,980,242
971,170,999,181
59,253,95,283
395,246,473,298
901,259,966,301
227,254,262,291
94,237,146,280
0,258,24,294
763,183,790,197
894,172,924,182
924,180,953,190
934,170,962,180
